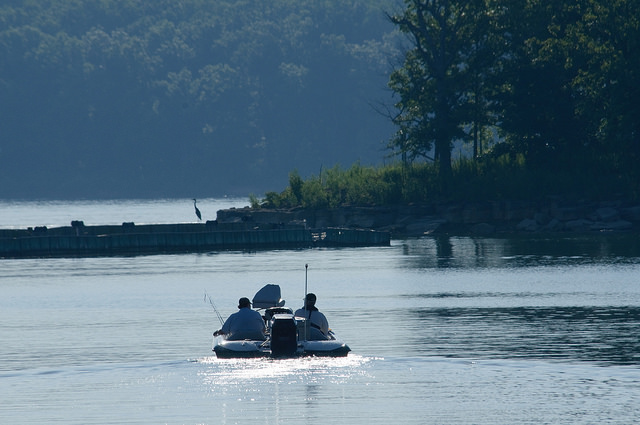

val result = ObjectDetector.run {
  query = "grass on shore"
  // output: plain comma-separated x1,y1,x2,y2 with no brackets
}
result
251,156,637,209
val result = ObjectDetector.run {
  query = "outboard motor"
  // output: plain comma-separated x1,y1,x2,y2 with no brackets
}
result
270,314,298,357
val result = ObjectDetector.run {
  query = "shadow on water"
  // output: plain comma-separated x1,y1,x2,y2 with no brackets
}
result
399,234,640,269
408,306,640,366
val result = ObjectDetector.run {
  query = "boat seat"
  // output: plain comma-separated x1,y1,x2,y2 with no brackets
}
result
252,284,286,308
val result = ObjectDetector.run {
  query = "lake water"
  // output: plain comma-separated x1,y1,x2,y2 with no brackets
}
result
1,199,640,424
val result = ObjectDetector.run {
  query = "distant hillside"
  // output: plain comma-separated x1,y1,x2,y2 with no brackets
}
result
0,0,400,199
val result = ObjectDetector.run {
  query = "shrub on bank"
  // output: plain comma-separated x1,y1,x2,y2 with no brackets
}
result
251,156,636,209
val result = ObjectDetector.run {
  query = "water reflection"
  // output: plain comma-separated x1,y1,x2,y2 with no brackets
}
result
196,355,372,423
435,236,453,268
398,234,640,269
407,306,640,365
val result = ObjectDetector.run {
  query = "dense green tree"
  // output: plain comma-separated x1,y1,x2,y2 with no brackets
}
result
564,0,640,179
388,0,640,197
493,1,590,169
489,0,638,194
387,0,495,184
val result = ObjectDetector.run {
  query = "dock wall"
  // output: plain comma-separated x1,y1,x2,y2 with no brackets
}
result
0,223,390,258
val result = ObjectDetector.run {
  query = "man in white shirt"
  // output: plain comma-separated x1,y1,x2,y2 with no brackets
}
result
214,297,266,340
294,293,329,340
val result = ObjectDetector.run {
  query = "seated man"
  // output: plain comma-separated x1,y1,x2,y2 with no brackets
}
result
214,297,266,341
294,293,330,340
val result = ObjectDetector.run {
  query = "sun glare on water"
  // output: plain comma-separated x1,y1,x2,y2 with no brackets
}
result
196,355,371,387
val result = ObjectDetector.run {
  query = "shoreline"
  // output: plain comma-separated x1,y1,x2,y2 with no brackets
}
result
217,199,640,237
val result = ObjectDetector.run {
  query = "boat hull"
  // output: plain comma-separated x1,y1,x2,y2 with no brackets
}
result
213,340,269,358
300,340,351,357
213,338,350,359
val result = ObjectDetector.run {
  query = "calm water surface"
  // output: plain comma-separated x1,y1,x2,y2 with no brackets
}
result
1,199,640,424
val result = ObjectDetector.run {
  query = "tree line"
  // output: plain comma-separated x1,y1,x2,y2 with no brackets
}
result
1,0,637,203
0,0,398,199
258,0,640,208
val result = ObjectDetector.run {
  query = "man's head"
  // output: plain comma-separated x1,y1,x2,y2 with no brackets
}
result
305,293,317,307
238,297,251,309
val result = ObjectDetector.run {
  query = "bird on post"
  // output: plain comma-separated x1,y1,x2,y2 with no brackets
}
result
193,198,202,221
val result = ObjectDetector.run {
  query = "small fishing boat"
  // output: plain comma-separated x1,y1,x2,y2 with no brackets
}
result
212,283,351,358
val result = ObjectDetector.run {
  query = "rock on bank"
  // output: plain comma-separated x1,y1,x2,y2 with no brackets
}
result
217,200,640,237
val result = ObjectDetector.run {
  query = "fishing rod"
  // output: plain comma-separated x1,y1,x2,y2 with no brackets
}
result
204,290,225,327
302,263,309,341
304,263,308,307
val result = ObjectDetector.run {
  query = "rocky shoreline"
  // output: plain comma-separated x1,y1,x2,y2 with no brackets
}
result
217,199,640,237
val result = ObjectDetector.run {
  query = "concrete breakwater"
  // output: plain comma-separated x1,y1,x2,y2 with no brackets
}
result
0,221,390,258
218,199,640,237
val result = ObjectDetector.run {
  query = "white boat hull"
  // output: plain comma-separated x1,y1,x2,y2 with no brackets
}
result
213,337,350,358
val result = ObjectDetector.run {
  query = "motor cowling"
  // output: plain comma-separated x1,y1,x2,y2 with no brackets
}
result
270,314,298,357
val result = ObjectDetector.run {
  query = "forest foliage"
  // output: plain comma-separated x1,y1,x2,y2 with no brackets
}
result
258,0,640,209
0,0,398,199
2,0,638,205
387,0,639,188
